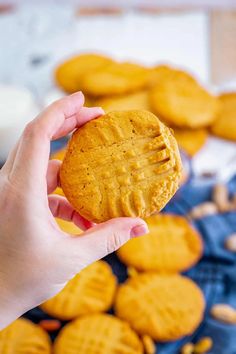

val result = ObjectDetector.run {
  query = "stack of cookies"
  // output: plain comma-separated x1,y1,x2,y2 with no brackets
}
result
54,52,236,158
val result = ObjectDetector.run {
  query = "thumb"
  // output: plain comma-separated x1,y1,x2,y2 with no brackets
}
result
63,217,149,269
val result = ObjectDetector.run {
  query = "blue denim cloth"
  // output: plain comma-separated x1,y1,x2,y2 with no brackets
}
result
25,142,236,353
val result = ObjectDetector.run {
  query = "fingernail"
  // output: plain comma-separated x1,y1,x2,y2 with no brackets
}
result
130,224,149,238
95,106,104,114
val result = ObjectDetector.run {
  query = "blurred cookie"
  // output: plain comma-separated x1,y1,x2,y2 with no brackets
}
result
174,128,208,157
0,318,51,353
81,62,150,97
41,261,116,320
60,110,182,223
50,148,66,196
149,65,181,86
117,214,203,272
54,314,143,354
115,273,205,341
55,218,82,235
150,71,219,128
211,93,236,141
51,148,66,161
96,90,150,112
55,53,113,93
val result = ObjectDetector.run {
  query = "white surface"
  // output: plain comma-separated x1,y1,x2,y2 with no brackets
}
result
0,85,39,161
193,137,236,181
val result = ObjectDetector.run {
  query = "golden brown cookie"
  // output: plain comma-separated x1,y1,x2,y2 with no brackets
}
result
51,148,66,161
60,110,182,223
96,90,151,113
41,261,116,320
115,273,205,341
55,218,82,235
150,71,219,128
148,65,181,87
54,314,143,354
173,128,208,157
117,214,203,272
0,318,51,353
55,53,113,93
211,92,236,141
50,148,66,196
81,62,150,97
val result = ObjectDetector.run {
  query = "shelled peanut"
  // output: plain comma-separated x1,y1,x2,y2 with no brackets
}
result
188,183,236,220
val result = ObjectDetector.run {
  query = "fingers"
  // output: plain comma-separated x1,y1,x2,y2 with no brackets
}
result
48,194,93,230
63,217,149,268
46,159,61,194
8,92,103,190
53,106,104,140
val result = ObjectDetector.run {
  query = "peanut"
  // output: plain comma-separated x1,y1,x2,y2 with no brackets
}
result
210,304,236,324
188,202,218,220
127,267,139,278
142,335,156,354
38,319,61,332
212,184,231,212
194,337,213,353
225,233,236,252
181,342,194,354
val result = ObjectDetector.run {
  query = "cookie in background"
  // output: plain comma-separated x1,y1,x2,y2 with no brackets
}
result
54,314,144,354
55,53,113,93
41,261,117,320
81,62,150,97
211,92,236,141
60,110,182,223
0,318,51,353
149,69,219,128
115,273,205,341
96,90,150,113
173,128,208,157
117,213,203,272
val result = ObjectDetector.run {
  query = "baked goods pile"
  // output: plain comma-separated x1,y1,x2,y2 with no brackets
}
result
2,52,225,353
0,213,205,353
55,53,236,158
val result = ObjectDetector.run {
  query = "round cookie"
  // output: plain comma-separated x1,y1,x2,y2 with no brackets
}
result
55,53,113,93
51,147,66,161
50,148,66,196
115,273,205,341
54,314,143,354
96,90,151,113
0,318,51,353
149,65,186,87
211,92,236,141
55,217,82,235
149,71,219,128
173,128,208,157
60,110,182,223
41,261,116,320
81,62,150,97
117,214,203,272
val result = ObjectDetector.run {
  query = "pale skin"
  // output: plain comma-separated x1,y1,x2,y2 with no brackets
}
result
0,92,148,330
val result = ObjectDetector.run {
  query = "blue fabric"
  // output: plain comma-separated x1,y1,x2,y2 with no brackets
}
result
25,142,236,353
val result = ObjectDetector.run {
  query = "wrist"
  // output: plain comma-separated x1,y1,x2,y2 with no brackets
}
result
0,277,27,329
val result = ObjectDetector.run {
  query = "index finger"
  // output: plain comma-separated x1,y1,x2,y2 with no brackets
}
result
8,92,104,190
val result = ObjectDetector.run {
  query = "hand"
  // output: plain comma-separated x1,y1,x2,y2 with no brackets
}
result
0,92,148,329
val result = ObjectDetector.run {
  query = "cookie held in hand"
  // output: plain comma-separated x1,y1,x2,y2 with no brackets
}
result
60,110,182,223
